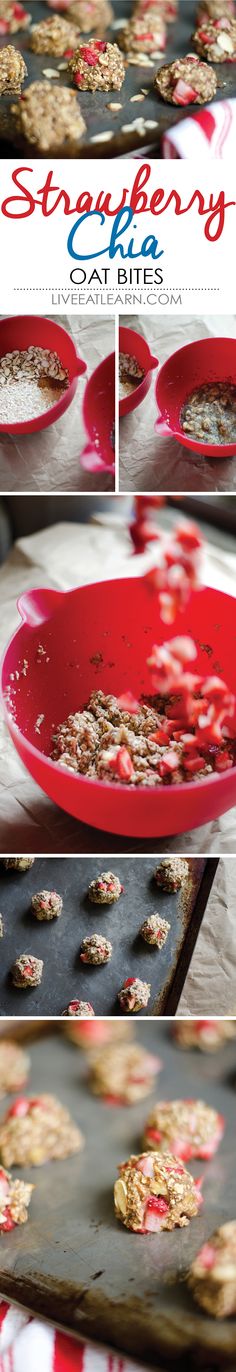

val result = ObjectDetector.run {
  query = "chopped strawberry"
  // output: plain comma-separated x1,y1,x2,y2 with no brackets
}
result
0,1211,15,1232
147,1195,169,1215
117,691,139,714
116,747,134,782
215,750,233,771
159,749,180,777
7,1097,29,1119
146,1127,161,1143
0,19,9,31
124,977,135,986
198,1242,216,1270
183,754,204,773
173,79,198,106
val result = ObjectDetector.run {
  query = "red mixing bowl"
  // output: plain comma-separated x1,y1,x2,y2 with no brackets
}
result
155,337,236,458
1,577,236,839
119,327,159,418
81,352,115,474
0,316,87,435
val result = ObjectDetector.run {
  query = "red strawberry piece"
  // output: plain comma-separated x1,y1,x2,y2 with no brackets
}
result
183,754,204,773
74,72,82,84
146,1195,169,1215
195,1176,203,1206
0,1211,15,1232
173,79,198,105
146,1127,162,1142
80,45,102,66
24,964,34,976
199,1242,216,1270
0,20,9,31
7,1097,29,1119
149,729,168,745
159,749,180,777
94,41,107,50
124,977,135,986
116,747,134,781
64,47,74,57
181,734,198,751
117,691,139,714
176,523,202,550
216,751,233,771
0,1170,10,1197
14,3,26,15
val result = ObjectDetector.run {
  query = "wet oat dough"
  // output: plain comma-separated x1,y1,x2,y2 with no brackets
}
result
114,1150,202,1232
0,1094,84,1166
143,1098,224,1160
119,353,145,400
118,976,151,1013
89,1040,161,1103
154,52,217,103
140,912,171,947
181,382,236,445
69,40,125,91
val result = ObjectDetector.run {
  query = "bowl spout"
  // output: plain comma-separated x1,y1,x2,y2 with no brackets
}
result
17,588,65,628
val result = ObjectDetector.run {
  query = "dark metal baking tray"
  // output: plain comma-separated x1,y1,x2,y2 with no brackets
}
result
0,0,235,158
0,856,217,1017
0,1023,235,1370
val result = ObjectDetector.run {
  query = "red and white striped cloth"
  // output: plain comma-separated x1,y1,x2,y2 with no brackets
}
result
0,1301,152,1372
162,98,235,158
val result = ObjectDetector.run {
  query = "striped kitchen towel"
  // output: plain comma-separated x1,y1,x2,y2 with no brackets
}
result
0,1300,156,1372
162,98,235,158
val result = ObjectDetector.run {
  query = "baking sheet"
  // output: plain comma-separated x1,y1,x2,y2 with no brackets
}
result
0,1024,235,1370
0,0,235,159
0,856,214,1016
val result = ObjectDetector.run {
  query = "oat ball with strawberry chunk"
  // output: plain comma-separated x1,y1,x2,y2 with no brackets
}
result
64,0,114,30
30,16,81,56
189,1221,236,1317
143,1099,225,1161
69,40,125,91
118,14,166,55
11,955,43,989
3,857,35,872
80,933,112,965
114,1151,203,1232
0,1166,33,1232
154,53,217,104
62,999,95,1018
63,1019,131,1049
193,16,236,60
197,0,235,21
134,0,178,22
0,1094,84,1167
88,871,123,905
0,2,31,34
89,1041,162,1105
154,858,188,891
9,82,86,156
141,913,170,949
31,889,63,921
0,1041,29,1099
173,1020,236,1051
118,977,151,1013
0,46,27,95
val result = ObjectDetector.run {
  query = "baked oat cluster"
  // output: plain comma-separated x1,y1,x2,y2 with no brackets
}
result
30,15,81,56
88,871,123,904
118,977,151,1013
11,954,44,989
3,858,35,872
31,889,63,921
197,0,235,19
143,1099,224,1161
9,82,86,156
0,1041,29,1099
155,858,188,891
193,16,236,61
80,933,112,964
0,2,31,34
0,1167,33,1232
140,913,170,948
0,1094,84,1167
173,1019,236,1051
118,14,166,55
134,0,178,21
89,1041,161,1104
189,1221,236,1318
0,46,27,95
114,1150,202,1233
154,52,217,104
62,0,114,30
68,40,125,91
62,999,95,1018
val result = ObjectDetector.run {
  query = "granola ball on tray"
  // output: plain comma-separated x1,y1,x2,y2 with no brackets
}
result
114,1151,203,1232
118,14,166,55
134,0,178,20
118,977,151,1013
0,2,31,34
143,1099,225,1161
80,933,112,964
69,40,125,91
140,913,170,948
11,955,44,989
31,889,63,921
8,83,86,156
189,1221,236,1317
154,53,217,104
65,0,114,29
0,45,27,95
3,858,35,872
154,858,188,891
89,1041,161,1104
173,1019,236,1051
88,871,123,904
30,15,81,55
62,999,95,1018
0,1094,84,1167
63,1019,131,1049
0,1041,29,1099
193,17,236,60
197,0,235,19
0,1167,33,1232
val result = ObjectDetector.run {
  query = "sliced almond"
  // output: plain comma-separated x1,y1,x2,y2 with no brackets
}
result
217,32,234,52
130,93,145,102
151,1181,168,1196
42,68,60,78
114,1179,127,1216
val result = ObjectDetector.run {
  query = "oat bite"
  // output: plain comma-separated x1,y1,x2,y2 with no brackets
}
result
31,889,63,921
0,1041,29,1099
193,16,236,61
154,52,217,104
140,913,170,948
80,933,112,965
154,858,188,892
114,1151,203,1233
0,1166,33,1232
134,0,178,21
30,15,81,56
189,1221,236,1317
88,871,123,904
3,857,35,872
65,0,114,30
11,954,44,989
69,40,125,91
197,0,235,20
0,1094,84,1167
0,2,31,34
9,82,86,156
0,44,27,95
143,1099,225,1161
63,1019,131,1049
62,999,95,1018
173,1019,236,1051
89,1041,161,1104
118,977,151,1013
118,14,166,55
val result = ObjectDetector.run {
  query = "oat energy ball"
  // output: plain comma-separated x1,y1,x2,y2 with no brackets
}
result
89,1042,161,1104
189,1222,236,1318
88,871,123,904
0,1167,33,1232
69,40,125,91
154,53,217,105
155,858,188,892
141,913,170,948
3,858,35,872
173,1019,236,1051
30,16,80,56
118,977,151,1013
31,889,63,921
0,2,31,34
0,45,27,95
193,17,236,61
134,0,178,19
197,0,235,20
114,1151,202,1233
62,999,95,1018
143,1099,225,1161
0,1095,84,1168
11,955,43,989
0,1041,29,1099
80,933,112,965
119,14,166,55
66,0,114,29
10,83,86,156
63,1020,131,1049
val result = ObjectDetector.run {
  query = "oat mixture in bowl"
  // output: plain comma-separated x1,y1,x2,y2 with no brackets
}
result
181,382,236,446
119,353,145,401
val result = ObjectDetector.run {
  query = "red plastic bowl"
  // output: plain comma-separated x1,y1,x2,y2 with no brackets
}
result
119,327,158,418
0,316,87,435
155,338,236,457
1,577,236,838
81,351,115,474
